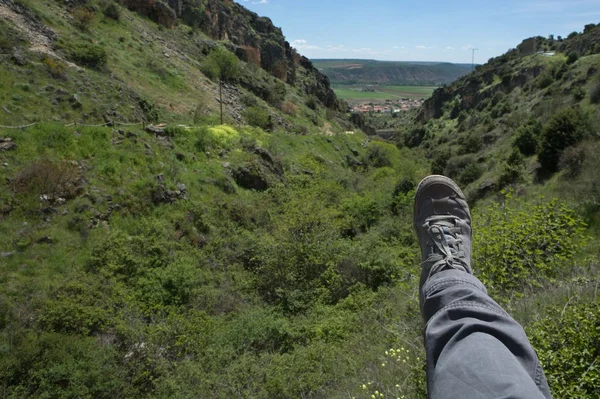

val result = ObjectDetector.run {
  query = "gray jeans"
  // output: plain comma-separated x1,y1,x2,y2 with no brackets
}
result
421,270,552,399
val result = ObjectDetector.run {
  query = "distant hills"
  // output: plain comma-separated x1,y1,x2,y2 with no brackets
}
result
312,59,473,86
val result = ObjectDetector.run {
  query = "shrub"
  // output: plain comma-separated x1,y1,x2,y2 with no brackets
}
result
403,127,427,148
431,149,451,175
280,101,298,115
566,52,579,65
266,80,286,107
499,148,525,187
513,117,542,156
364,142,393,168
538,108,590,173
69,43,107,69
241,93,259,107
490,101,511,118
537,73,554,89
528,301,600,398
458,132,483,154
243,106,273,131
102,2,121,21
1,333,124,398
444,155,475,180
42,57,67,80
473,194,587,293
457,162,483,185
558,144,585,178
139,97,159,122
572,85,586,101
71,7,96,31
11,159,82,201
247,197,346,313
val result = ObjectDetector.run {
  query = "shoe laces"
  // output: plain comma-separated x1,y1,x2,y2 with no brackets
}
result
422,214,468,278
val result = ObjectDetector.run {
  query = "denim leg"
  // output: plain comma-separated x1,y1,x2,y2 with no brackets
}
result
421,270,552,399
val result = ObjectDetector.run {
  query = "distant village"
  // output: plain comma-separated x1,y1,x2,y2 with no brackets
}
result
350,98,425,114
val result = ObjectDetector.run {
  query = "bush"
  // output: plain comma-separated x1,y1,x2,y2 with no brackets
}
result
490,101,512,118
458,132,483,154
0,333,124,398
457,161,483,185
42,57,67,80
266,80,286,107
69,42,107,69
404,127,427,148
139,97,159,122
538,108,590,173
473,194,587,293
513,117,542,156
558,144,585,178
11,159,82,201
102,2,121,21
444,155,476,180
431,149,451,175
566,52,579,65
241,93,259,107
71,7,96,31
280,101,298,115
537,73,554,89
528,301,600,398
572,85,586,101
499,148,525,187
243,106,273,131
364,142,393,168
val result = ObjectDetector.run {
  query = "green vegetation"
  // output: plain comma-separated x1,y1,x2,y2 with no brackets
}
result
312,59,472,86
0,1,599,398
333,85,438,101
2,121,595,398
202,46,241,124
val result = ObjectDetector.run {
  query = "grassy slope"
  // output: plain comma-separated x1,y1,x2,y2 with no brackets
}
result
334,85,437,101
0,0,346,135
0,3,599,398
312,59,472,86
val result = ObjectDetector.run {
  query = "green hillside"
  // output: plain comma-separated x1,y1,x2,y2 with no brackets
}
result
312,59,473,86
0,1,599,398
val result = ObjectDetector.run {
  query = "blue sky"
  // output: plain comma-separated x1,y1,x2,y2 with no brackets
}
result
238,0,600,63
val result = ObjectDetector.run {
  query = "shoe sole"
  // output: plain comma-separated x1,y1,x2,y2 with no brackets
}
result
413,175,468,228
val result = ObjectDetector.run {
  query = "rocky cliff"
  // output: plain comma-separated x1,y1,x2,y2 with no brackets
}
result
121,0,339,109
419,27,600,122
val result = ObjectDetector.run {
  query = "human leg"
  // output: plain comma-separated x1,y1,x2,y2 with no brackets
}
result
414,175,551,399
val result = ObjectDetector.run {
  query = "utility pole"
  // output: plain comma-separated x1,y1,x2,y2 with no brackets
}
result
471,48,479,71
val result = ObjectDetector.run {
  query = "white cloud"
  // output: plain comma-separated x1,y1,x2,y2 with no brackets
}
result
290,39,321,50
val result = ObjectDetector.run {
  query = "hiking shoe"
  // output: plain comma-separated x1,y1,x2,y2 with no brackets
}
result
413,175,473,291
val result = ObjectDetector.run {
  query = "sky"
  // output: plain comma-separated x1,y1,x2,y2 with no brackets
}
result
238,0,600,63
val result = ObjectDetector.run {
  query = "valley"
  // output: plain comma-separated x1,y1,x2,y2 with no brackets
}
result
0,1,598,398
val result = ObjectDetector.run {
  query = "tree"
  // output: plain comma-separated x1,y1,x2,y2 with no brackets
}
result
202,46,240,124
538,108,589,173
513,117,542,156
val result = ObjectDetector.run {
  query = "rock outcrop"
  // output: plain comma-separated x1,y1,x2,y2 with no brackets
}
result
122,0,339,109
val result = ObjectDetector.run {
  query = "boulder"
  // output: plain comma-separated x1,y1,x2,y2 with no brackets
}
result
232,165,269,191
0,138,16,151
